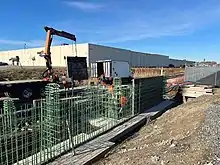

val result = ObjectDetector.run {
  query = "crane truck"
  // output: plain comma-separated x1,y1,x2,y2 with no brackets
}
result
0,26,88,102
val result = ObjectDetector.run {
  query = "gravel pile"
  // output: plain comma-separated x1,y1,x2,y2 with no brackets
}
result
200,104,220,165
95,93,220,165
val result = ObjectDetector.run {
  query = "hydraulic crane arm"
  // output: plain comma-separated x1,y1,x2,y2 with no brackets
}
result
44,26,76,55
39,26,76,80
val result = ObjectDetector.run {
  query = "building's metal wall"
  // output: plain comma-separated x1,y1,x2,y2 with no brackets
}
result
88,44,170,67
88,44,131,64
0,43,192,68
169,58,194,67
140,53,169,67
0,43,89,67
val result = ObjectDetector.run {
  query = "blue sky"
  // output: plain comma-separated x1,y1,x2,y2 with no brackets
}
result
1,0,220,61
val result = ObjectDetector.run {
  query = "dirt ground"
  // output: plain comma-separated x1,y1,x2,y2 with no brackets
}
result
0,66,66,81
0,66,184,81
96,92,220,165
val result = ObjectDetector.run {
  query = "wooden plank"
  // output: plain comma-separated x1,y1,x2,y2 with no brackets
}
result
185,87,211,90
183,84,213,88
183,96,187,103
182,86,212,89
194,85,213,88
0,97,19,101
184,84,195,87
182,86,213,91
182,90,213,94
182,90,214,95
182,91,213,98
182,88,213,93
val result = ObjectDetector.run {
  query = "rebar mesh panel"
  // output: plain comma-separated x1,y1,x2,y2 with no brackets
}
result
0,81,137,165
0,99,42,165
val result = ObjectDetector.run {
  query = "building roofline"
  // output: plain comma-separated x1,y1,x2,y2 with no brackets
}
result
88,43,169,57
0,43,89,52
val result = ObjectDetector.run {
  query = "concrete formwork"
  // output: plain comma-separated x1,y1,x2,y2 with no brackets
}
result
134,76,165,113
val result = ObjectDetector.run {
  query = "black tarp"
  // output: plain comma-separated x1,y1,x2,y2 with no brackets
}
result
0,80,48,101
67,57,88,80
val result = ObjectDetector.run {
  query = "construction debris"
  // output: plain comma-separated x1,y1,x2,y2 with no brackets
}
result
182,84,214,103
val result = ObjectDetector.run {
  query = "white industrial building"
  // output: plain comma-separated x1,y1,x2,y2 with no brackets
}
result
0,43,194,67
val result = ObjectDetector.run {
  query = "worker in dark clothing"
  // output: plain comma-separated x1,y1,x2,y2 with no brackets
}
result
16,56,20,66
99,74,106,85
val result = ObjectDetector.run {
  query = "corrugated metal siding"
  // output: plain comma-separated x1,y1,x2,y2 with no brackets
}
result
88,44,170,67
88,44,130,64
131,52,170,67
169,59,194,67
130,51,139,66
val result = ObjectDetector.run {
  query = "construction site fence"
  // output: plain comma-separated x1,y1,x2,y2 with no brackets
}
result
185,66,220,82
0,77,165,165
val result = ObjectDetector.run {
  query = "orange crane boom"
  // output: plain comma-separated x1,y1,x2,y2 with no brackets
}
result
39,26,76,80
44,26,76,55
